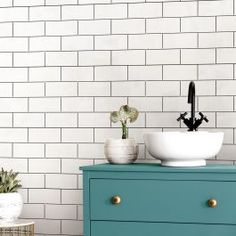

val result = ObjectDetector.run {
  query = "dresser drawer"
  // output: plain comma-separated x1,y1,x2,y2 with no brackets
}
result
91,221,236,236
90,179,236,224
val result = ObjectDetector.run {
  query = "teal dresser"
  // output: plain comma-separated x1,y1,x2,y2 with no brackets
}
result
80,164,236,236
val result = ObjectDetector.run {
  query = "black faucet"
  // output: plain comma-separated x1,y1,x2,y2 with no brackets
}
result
177,81,209,131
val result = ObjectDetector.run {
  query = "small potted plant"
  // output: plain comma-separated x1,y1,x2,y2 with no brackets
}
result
105,105,139,164
0,168,22,222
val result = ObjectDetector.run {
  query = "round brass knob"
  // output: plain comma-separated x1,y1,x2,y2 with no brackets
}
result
111,195,121,205
208,199,217,208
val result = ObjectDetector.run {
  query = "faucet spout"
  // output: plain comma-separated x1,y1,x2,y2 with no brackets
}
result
188,81,195,131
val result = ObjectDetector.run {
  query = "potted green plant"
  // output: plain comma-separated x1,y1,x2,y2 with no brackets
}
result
105,105,139,164
0,168,22,222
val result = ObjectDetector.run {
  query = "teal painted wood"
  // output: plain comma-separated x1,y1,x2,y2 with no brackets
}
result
81,164,236,236
82,171,90,236
91,221,236,236
90,178,236,224
80,163,236,173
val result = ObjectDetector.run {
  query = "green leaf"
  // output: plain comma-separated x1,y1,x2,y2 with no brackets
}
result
110,111,120,123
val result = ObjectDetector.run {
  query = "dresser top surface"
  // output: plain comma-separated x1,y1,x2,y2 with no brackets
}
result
80,163,236,173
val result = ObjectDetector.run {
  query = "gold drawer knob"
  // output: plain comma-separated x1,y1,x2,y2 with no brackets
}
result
208,199,217,208
111,195,121,205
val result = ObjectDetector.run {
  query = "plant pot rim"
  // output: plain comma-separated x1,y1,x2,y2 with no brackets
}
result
105,138,137,146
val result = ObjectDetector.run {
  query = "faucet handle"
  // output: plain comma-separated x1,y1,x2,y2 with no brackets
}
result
177,112,188,122
199,112,209,122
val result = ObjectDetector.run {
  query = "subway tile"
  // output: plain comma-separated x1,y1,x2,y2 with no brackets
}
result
29,67,60,82
217,48,236,63
129,3,162,18
0,38,28,52
18,173,44,188
129,34,162,50
46,113,77,127
181,49,215,64
217,145,236,160
199,32,233,48
95,97,127,112
112,19,145,34
79,113,110,127
46,144,77,158
0,84,12,97
62,159,80,175
14,0,44,6
0,98,27,112
95,66,127,81
147,49,180,65
0,144,12,157
79,143,104,158
95,128,122,142
112,50,145,65
46,21,77,36
0,114,12,127
79,51,110,66
199,0,233,16
62,5,93,20
46,82,77,96
0,53,12,67
146,81,180,96
14,144,44,158
79,82,110,96
46,52,77,66
163,97,191,112
46,0,77,4
29,189,60,204
95,4,127,19
163,65,197,81
14,22,44,37
62,189,82,204
62,128,93,142
14,83,44,97
147,18,180,33
30,6,60,21
146,112,179,127
199,96,233,112
129,97,162,112
0,158,27,172
164,2,197,17
95,35,127,50
217,81,236,95
217,16,236,31
33,219,60,235
199,65,233,80
217,113,236,128
62,97,93,112
163,33,197,49
14,52,44,67
0,7,28,22
62,67,93,81
30,37,60,51
14,113,44,127
181,80,215,96
0,23,12,37
62,220,83,236
21,204,44,219
62,36,93,51
129,65,162,81
112,81,145,96
0,68,27,82
29,159,61,173
29,128,61,142
46,174,77,189
181,17,215,33
46,205,77,220
79,20,110,35
29,98,60,112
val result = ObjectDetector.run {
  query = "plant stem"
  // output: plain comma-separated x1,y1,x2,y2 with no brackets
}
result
122,122,128,139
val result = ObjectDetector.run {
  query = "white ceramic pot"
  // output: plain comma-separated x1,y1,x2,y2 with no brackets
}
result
104,138,139,164
0,192,23,222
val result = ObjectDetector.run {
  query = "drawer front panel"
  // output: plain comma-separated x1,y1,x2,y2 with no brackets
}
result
90,179,236,224
91,221,236,236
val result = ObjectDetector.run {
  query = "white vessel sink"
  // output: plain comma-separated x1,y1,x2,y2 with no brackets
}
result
143,131,224,167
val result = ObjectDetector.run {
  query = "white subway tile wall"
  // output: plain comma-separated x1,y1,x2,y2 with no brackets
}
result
0,0,235,235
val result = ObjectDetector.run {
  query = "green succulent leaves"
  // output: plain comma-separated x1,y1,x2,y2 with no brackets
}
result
110,105,139,139
0,168,22,193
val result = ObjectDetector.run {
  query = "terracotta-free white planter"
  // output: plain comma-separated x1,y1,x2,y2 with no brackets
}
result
104,138,138,164
0,192,23,222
